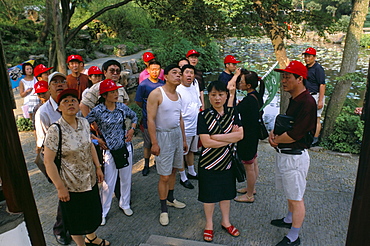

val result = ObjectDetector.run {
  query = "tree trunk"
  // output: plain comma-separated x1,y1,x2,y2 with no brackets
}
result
321,0,369,141
38,0,52,45
53,0,67,74
253,0,290,113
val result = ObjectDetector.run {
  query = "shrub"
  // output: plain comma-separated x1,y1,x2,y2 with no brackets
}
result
360,34,370,48
321,106,363,154
128,103,143,136
16,118,33,131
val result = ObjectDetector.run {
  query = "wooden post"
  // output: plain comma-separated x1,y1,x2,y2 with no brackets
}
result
346,58,370,244
0,37,46,245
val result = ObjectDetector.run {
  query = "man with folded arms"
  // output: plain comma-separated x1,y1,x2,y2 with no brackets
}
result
269,61,316,246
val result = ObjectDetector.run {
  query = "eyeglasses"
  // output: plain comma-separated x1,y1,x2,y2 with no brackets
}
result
108,69,121,74
51,80,67,85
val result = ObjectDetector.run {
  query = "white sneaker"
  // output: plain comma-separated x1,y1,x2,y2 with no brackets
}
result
122,208,133,216
100,217,106,226
160,212,169,226
166,199,186,209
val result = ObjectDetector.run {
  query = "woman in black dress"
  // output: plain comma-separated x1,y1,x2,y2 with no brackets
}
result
197,81,243,242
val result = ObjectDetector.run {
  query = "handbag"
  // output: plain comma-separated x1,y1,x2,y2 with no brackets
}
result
34,123,62,183
273,114,295,135
231,145,246,183
110,143,129,169
250,94,269,140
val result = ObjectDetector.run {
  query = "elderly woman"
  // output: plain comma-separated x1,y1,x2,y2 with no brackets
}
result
228,69,265,203
86,79,137,225
44,89,109,246
197,81,243,242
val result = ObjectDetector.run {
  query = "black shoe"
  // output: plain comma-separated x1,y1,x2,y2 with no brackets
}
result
54,234,71,245
276,236,300,246
142,166,149,176
187,173,198,180
271,218,292,229
180,179,194,189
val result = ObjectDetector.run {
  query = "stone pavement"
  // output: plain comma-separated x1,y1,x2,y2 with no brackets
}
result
19,128,357,246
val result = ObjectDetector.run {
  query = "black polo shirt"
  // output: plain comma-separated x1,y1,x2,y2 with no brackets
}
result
306,62,325,94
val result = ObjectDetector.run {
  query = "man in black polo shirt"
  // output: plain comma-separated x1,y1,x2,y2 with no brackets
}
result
303,47,326,145
218,55,241,86
269,60,316,246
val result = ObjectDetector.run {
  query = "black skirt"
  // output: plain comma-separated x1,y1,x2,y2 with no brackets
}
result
198,167,236,203
60,184,102,235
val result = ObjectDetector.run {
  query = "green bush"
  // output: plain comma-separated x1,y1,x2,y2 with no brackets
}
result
321,107,363,154
128,103,143,136
16,118,33,132
360,34,370,48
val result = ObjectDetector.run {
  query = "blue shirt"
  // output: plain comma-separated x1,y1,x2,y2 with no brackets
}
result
134,78,165,128
86,103,138,150
306,62,325,93
218,71,233,86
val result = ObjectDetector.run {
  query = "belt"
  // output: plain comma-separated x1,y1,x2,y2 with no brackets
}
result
310,92,317,95
275,148,304,155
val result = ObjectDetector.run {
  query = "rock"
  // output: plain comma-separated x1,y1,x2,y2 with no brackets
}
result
102,45,114,54
121,62,132,72
126,74,139,91
94,51,109,59
78,34,91,40
130,59,139,74
96,33,106,40
29,54,47,60
116,44,127,57
333,34,345,44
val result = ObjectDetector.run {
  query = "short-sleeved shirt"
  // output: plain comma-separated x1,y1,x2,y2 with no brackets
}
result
139,69,165,83
278,89,317,149
86,102,138,150
134,78,164,128
66,73,89,100
306,62,325,93
197,106,242,171
80,81,129,110
44,117,96,192
218,71,233,86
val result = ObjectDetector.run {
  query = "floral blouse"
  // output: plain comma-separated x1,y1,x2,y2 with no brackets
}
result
44,117,96,192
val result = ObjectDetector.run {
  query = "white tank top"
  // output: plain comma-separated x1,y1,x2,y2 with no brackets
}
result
21,77,37,105
155,87,182,130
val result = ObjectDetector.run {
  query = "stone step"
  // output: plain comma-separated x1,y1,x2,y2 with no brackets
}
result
139,235,226,246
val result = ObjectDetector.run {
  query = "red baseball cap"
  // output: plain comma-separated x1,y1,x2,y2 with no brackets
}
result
186,49,200,58
224,55,241,64
99,79,123,95
34,80,48,94
274,60,308,79
88,66,103,76
34,64,53,77
57,89,79,105
142,52,156,62
302,47,316,56
66,54,83,63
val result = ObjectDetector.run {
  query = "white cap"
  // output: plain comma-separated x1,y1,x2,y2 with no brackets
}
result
48,71,66,85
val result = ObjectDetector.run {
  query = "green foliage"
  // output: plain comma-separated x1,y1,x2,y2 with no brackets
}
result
326,15,350,34
321,106,363,154
16,118,33,131
128,103,143,135
360,34,370,47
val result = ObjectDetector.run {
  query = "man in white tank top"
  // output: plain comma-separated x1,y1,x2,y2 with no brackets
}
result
147,64,188,226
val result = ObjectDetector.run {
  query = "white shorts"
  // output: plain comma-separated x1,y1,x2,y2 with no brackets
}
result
312,93,325,117
275,150,310,201
184,135,199,155
155,127,183,176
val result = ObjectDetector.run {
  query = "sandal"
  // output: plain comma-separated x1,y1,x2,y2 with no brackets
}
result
237,187,257,195
234,194,254,203
203,229,214,242
85,235,110,246
221,224,240,237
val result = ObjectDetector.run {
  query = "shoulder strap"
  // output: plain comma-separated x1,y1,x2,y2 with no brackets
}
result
250,93,263,120
52,123,62,171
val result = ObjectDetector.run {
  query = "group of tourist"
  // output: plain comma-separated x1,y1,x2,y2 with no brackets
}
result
28,46,325,246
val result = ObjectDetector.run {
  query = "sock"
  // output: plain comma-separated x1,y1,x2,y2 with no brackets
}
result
188,165,197,176
312,137,318,144
144,158,149,168
284,211,292,223
286,226,300,242
167,190,174,202
179,170,187,182
160,199,168,213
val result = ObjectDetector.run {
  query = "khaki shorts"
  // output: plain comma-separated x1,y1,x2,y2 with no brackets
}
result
312,93,325,117
275,150,309,201
184,135,199,155
155,127,183,176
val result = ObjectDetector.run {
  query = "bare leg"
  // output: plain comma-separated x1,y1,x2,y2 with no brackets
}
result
144,147,151,159
315,117,321,138
85,232,110,246
219,200,231,227
158,175,170,200
204,203,215,230
288,199,305,228
71,235,85,246
168,168,177,190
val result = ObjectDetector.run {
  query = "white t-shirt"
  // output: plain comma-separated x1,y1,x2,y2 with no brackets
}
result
176,84,202,136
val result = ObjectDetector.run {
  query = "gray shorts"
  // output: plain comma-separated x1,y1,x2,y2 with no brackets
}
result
312,94,325,117
275,150,310,201
184,135,199,155
155,127,183,176
143,128,151,149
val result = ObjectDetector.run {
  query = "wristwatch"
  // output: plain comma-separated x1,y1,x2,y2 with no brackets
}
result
130,127,135,130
